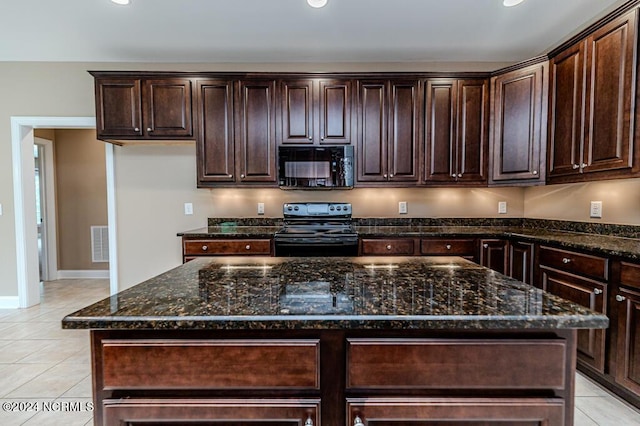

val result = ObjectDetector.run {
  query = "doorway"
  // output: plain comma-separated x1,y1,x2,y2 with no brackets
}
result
33,138,57,282
11,117,118,308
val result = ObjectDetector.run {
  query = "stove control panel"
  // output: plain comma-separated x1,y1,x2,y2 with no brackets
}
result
283,202,352,217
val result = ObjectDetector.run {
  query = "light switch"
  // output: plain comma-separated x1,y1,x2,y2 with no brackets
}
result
590,201,602,218
257,202,265,215
399,201,408,214
184,202,193,215
498,201,507,214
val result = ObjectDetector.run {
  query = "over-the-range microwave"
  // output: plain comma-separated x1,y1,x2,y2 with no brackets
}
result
278,146,354,189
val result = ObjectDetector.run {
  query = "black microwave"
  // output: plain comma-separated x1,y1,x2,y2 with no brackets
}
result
278,146,354,189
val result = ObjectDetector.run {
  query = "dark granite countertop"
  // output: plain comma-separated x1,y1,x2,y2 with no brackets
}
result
63,256,608,331
177,225,281,238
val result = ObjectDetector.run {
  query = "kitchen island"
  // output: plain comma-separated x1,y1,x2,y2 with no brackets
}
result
63,256,608,426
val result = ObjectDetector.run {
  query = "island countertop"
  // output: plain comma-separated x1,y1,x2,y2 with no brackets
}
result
62,256,608,331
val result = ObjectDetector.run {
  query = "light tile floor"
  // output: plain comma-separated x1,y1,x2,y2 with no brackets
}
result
0,279,639,425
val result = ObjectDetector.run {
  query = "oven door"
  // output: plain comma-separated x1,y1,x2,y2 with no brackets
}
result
274,235,358,257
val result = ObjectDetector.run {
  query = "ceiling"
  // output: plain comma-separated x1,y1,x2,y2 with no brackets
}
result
0,0,628,65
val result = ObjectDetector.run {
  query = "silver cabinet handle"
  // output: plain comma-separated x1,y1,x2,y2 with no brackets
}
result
562,258,571,264
386,244,392,250
245,244,251,250
616,295,627,302
593,288,602,295
134,127,140,132
446,244,452,250
483,244,489,249
572,164,580,169
202,245,208,251
305,415,314,426
354,415,364,426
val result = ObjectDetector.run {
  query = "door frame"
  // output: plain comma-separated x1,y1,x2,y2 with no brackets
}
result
34,137,57,282
11,117,118,308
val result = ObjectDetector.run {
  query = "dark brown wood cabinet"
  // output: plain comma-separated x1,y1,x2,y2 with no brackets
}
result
182,237,273,262
615,263,640,397
360,238,416,256
548,9,638,182
539,246,608,373
94,76,194,141
279,78,352,145
357,79,420,184
480,239,508,274
489,62,548,185
425,79,488,184
509,240,535,286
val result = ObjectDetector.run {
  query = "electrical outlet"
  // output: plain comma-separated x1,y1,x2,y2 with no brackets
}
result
257,202,265,215
184,202,193,215
498,201,507,214
590,201,602,218
399,201,408,214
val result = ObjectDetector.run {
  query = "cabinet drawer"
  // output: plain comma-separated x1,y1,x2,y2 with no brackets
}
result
420,238,476,256
184,239,272,255
621,262,640,290
361,239,415,255
347,338,566,389
539,246,608,281
100,339,319,390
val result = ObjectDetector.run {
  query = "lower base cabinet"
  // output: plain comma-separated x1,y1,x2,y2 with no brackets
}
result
615,286,640,396
347,398,565,425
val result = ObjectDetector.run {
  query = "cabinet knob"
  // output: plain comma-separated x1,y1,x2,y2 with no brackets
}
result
308,136,313,140
616,295,627,302
383,174,388,178
451,174,456,178
446,244,452,250
202,245,208,251
457,173,462,178
483,243,489,249
353,415,365,426
134,127,140,132
572,164,580,170
245,244,251,250
389,173,394,178
146,127,152,132
581,163,587,168
229,174,233,178
593,288,603,295
532,170,538,175
305,415,314,426
386,244,392,250
241,174,245,179
321,136,325,141
562,257,571,264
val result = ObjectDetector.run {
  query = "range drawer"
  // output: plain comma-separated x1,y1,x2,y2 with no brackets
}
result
347,338,566,390
620,261,640,290
184,239,272,255
361,238,415,255
539,246,608,281
100,339,319,390
420,238,476,256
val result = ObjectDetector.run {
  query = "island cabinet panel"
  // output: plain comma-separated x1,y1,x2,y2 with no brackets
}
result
279,78,353,145
197,79,236,183
346,397,565,426
94,77,194,141
360,238,416,256
425,79,488,185
346,339,567,390
103,398,320,425
237,80,278,183
357,79,420,184
100,339,320,390
489,62,547,185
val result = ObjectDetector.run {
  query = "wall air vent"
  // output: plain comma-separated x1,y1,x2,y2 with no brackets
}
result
91,226,109,263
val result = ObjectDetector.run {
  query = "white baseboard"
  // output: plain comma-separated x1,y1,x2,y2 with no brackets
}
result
57,270,110,279
0,296,20,309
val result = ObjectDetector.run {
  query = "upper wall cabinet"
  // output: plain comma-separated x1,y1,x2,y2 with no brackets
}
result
93,75,194,142
489,62,548,186
548,9,638,183
279,79,353,145
425,79,488,185
357,79,421,184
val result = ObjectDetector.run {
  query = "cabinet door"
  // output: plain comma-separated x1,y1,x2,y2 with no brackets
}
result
615,286,640,396
319,79,352,144
480,239,508,275
490,63,547,184
541,268,607,372
197,79,235,184
584,9,637,174
95,78,143,138
425,80,456,183
280,79,314,144
388,80,420,182
456,79,488,183
142,79,193,138
548,42,585,178
237,80,277,183
358,81,388,182
509,241,535,286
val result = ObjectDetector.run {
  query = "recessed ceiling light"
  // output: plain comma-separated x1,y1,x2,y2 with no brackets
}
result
307,0,328,8
111,0,131,5
503,0,525,6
